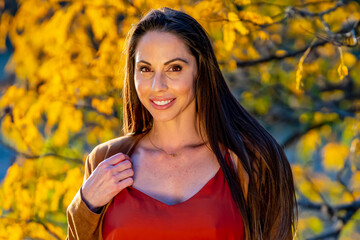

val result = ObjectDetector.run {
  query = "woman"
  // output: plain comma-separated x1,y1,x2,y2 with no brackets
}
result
67,7,297,240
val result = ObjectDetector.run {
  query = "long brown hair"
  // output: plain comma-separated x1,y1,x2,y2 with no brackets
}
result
123,7,297,239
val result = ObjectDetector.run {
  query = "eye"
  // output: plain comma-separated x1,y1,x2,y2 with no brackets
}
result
168,65,182,72
139,66,152,72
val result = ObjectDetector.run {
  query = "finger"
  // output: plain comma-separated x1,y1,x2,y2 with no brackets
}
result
112,159,132,172
116,177,134,191
114,168,134,182
104,153,131,166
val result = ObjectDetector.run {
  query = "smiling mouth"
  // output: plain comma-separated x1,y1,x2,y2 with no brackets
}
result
150,98,176,109
153,100,173,106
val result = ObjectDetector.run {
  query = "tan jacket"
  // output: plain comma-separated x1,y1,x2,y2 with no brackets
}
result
66,134,144,240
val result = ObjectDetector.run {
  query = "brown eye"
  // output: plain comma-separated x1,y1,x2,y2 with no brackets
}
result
168,65,182,72
140,66,152,72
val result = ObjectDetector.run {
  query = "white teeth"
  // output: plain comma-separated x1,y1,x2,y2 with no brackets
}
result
153,100,172,106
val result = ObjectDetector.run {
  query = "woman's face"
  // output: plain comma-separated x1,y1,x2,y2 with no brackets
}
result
134,31,197,123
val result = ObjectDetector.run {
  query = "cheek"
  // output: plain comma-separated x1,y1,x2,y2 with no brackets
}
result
173,78,195,98
134,77,146,102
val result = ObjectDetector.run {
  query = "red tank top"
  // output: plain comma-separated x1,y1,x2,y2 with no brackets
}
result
103,153,245,239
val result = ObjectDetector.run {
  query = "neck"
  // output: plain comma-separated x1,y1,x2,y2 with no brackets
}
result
148,115,206,154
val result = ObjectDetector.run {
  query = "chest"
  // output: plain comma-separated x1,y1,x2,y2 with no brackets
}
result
129,147,220,205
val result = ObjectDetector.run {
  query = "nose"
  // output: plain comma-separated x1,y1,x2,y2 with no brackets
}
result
151,71,168,92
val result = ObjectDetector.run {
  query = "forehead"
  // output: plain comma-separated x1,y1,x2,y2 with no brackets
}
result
134,31,193,62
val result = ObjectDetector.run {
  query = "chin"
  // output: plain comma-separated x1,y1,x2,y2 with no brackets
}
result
151,115,177,122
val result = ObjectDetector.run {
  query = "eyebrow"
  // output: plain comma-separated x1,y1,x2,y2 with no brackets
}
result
137,58,189,66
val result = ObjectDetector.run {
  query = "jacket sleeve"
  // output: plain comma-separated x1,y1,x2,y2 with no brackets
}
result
66,146,107,240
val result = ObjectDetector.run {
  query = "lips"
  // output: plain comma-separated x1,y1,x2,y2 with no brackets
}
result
149,97,176,110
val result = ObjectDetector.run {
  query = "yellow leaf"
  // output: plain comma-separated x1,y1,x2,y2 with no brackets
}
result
295,44,312,92
19,189,32,220
91,97,114,115
254,97,270,114
298,180,322,201
352,171,360,190
53,122,69,147
296,66,304,90
228,12,249,35
2,163,20,210
223,12,249,51
297,218,307,232
319,124,332,139
256,31,269,41
337,63,348,80
322,142,349,171
261,71,270,83
233,21,249,35
308,216,323,234
350,138,360,163
342,191,354,203
337,47,349,80
63,167,83,208
0,12,12,51
317,43,335,57
223,23,235,51
270,34,281,44
291,164,303,181
45,101,63,130
343,52,357,67
275,49,286,56
27,222,50,239
314,112,339,124
302,129,321,153
0,85,26,107
228,59,237,71
7,224,23,240
238,11,273,25
320,90,344,102
246,45,260,59
299,113,310,124
234,0,251,5
45,223,67,239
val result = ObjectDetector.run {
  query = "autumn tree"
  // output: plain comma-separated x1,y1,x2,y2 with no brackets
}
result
0,0,359,239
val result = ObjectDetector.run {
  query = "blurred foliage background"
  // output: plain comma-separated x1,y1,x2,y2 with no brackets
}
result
0,0,359,239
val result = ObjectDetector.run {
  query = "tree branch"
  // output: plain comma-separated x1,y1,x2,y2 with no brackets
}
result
288,1,345,18
0,216,61,240
298,191,360,239
0,138,83,164
27,219,61,240
235,40,327,67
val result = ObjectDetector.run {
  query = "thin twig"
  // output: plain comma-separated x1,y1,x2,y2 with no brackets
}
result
234,40,327,67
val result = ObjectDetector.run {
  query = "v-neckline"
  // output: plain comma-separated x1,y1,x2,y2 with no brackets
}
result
127,167,222,207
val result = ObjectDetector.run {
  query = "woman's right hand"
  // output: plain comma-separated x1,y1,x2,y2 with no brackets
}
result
81,153,134,212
